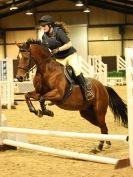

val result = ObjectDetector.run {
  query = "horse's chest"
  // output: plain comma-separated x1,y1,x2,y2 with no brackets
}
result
34,75,53,94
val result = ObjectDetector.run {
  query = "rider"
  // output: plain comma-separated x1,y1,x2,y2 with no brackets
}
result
38,15,94,101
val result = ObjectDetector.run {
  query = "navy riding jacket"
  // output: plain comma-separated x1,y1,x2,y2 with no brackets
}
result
42,27,76,59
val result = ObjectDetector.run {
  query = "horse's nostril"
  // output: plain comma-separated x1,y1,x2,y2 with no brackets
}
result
20,76,23,80
17,76,23,82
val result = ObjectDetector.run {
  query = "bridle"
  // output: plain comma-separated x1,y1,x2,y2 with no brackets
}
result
17,48,35,73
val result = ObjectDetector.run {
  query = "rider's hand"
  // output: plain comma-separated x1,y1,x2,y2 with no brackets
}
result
52,48,60,54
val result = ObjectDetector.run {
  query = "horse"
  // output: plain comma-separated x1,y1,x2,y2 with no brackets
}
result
16,39,128,152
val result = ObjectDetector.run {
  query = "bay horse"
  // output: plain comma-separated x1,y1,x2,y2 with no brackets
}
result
16,39,128,152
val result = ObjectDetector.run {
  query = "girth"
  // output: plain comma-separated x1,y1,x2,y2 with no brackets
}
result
57,65,77,104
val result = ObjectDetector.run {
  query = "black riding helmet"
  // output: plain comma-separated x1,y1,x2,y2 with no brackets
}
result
39,15,54,26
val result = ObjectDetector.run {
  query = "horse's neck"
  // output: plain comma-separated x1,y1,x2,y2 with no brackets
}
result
38,59,65,78
30,45,66,79
31,58,36,67
49,60,69,85
33,55,47,69
30,44,51,66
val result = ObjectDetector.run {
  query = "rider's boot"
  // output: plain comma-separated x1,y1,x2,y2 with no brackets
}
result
76,73,94,101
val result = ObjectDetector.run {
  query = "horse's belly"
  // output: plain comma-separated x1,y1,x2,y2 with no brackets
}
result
56,102,90,111
55,86,92,110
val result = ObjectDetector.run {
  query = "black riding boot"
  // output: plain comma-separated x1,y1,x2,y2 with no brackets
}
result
76,73,94,101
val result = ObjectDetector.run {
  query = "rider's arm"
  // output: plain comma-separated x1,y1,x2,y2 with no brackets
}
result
58,41,72,52
56,29,73,51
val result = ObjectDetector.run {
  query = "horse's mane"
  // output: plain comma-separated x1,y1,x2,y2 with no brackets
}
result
26,38,42,46
26,38,52,59
19,38,42,50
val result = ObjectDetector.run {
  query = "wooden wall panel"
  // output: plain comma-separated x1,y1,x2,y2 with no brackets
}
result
89,27,121,40
89,7,125,25
0,46,4,59
88,41,121,56
6,30,36,43
124,26,133,39
6,45,19,59
124,41,133,48
5,30,37,58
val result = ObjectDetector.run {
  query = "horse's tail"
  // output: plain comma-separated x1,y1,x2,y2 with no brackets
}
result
105,86,128,127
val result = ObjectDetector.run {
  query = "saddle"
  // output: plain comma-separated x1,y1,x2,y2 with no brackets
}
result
64,65,89,85
64,65,78,85
58,65,78,104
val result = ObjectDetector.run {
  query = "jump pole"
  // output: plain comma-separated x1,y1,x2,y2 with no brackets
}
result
3,139,119,165
0,101,128,166
125,48,133,168
0,127,128,142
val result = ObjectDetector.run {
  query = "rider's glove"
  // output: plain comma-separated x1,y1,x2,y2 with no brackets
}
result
52,48,60,54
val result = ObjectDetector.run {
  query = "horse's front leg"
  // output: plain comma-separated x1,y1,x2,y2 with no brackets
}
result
25,91,40,116
25,91,54,118
39,98,54,117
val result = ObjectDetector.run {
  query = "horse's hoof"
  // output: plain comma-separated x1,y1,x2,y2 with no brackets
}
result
90,147,101,154
48,102,54,106
104,144,111,149
49,113,54,117
124,124,128,128
48,111,54,117
104,141,111,149
37,110,43,118
44,110,54,117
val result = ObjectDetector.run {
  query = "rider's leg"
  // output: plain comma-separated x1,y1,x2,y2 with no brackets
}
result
76,73,94,100
68,53,94,101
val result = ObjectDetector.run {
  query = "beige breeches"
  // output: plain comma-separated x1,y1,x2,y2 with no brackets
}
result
56,53,81,76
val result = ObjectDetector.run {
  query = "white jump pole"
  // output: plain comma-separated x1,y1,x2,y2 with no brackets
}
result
3,139,119,165
125,48,133,168
0,127,128,142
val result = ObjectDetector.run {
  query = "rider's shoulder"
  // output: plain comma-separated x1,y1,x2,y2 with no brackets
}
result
54,26,63,33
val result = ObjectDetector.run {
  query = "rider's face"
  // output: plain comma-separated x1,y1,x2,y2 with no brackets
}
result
41,24,50,33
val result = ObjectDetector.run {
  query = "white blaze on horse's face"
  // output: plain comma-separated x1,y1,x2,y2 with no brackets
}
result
19,51,30,67
18,52,22,60
16,51,30,81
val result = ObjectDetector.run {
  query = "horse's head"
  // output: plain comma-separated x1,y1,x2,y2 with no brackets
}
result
16,39,52,82
16,41,33,82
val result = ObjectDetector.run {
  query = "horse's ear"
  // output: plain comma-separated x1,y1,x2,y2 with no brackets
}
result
29,44,33,49
29,44,35,53
15,41,22,48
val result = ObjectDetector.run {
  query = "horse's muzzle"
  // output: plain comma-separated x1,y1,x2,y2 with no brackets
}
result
16,76,24,82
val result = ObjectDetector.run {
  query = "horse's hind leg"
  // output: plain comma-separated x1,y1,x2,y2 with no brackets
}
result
94,108,111,151
97,123,111,151
80,108,111,152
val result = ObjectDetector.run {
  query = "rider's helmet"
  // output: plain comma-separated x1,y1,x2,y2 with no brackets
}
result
39,15,54,26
